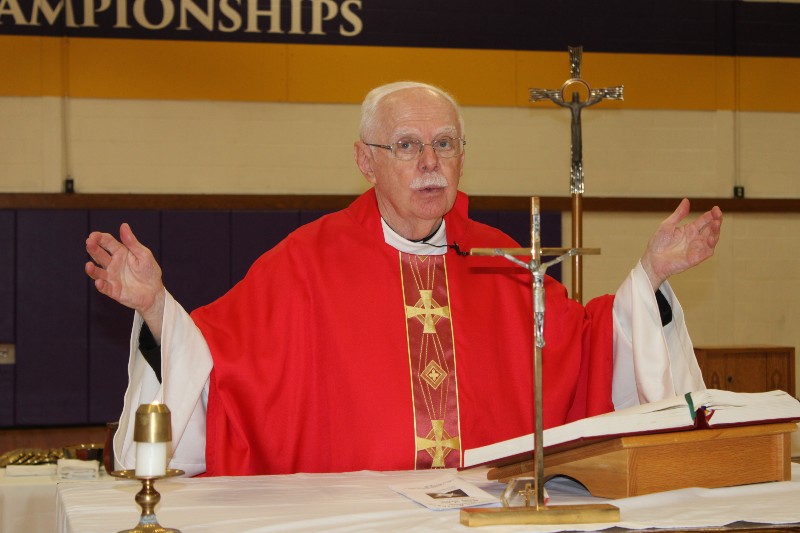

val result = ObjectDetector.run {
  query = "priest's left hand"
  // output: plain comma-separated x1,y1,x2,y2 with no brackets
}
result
640,199,722,291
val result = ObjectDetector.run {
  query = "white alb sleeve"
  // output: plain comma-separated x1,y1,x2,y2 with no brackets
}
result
113,290,212,477
611,261,706,410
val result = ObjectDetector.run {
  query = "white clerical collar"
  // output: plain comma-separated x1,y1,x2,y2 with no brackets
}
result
381,218,448,255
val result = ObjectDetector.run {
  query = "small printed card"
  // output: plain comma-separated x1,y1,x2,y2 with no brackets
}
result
389,475,499,510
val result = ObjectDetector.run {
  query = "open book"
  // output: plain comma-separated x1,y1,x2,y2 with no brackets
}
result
462,389,800,469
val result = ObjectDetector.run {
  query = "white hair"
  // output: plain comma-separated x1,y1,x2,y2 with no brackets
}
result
358,81,465,141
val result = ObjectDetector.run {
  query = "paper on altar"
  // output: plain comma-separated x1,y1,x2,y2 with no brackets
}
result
389,474,498,510
4,464,57,476
57,459,99,480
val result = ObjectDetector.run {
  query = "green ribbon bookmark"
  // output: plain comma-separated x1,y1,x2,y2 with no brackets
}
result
685,392,696,422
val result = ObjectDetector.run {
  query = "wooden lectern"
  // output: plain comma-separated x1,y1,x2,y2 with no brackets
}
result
486,422,796,499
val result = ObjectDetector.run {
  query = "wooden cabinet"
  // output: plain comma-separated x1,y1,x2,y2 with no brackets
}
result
694,346,796,397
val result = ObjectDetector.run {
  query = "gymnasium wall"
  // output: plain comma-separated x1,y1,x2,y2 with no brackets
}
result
1,1,798,441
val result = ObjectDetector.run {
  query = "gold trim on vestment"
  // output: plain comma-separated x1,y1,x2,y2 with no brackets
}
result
400,253,462,469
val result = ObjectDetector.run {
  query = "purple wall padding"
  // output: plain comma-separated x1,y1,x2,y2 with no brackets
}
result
160,211,231,314
231,211,300,285
0,211,13,426
16,210,89,425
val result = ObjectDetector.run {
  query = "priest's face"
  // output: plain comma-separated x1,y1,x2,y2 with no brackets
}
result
355,88,464,241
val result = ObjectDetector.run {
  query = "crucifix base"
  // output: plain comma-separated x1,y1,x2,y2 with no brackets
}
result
460,502,619,527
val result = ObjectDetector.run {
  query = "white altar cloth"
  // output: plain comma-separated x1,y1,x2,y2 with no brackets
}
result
0,466,108,533
56,464,800,532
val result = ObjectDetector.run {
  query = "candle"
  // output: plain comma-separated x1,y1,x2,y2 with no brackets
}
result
135,442,167,477
133,402,172,477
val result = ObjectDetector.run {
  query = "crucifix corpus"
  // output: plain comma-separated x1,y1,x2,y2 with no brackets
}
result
460,198,618,527
529,46,623,303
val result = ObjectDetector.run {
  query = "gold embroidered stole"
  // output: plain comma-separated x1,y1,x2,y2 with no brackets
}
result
400,253,461,469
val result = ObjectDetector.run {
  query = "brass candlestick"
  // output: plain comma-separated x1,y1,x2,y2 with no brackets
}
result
111,469,184,533
111,403,182,533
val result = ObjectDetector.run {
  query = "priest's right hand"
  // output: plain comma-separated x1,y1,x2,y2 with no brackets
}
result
85,223,165,341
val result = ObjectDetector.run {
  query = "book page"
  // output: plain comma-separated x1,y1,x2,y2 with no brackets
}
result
694,389,800,427
463,389,800,469
463,393,696,468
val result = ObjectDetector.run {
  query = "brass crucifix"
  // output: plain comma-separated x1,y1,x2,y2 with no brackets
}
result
469,198,599,513
529,46,623,303
459,199,622,530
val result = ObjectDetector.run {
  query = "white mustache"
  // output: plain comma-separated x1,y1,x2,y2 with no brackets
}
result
410,174,448,190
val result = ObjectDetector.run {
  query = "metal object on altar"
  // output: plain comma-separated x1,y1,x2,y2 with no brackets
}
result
460,501,620,527
110,468,185,533
461,197,617,527
62,442,104,462
0,447,63,466
113,402,182,533
470,247,599,257
0,442,104,467
529,46,623,303
134,402,172,443
501,476,548,508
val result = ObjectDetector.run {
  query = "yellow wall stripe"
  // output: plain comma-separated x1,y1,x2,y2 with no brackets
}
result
70,38,290,102
286,44,518,107
2,35,799,112
0,37,66,96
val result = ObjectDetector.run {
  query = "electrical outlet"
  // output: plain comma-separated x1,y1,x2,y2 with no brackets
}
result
0,344,15,365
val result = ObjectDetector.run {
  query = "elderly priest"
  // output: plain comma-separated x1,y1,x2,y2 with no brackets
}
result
85,81,723,477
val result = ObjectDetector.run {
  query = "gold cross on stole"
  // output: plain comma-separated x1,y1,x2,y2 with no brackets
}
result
415,419,460,468
406,289,451,333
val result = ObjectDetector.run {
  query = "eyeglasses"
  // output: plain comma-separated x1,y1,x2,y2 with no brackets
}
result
364,136,466,161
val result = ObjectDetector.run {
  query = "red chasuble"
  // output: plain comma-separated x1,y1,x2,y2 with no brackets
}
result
191,189,614,476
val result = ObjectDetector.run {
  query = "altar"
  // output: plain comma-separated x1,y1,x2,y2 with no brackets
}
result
0,466,109,532
56,464,800,532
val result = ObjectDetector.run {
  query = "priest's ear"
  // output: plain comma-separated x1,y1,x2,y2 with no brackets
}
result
354,141,378,185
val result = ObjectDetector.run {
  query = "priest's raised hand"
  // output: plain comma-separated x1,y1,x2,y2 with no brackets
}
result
85,223,166,342
640,198,723,291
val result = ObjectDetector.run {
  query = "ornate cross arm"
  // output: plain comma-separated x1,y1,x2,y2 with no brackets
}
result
470,247,600,258
590,86,624,101
531,83,624,109
529,88,562,103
